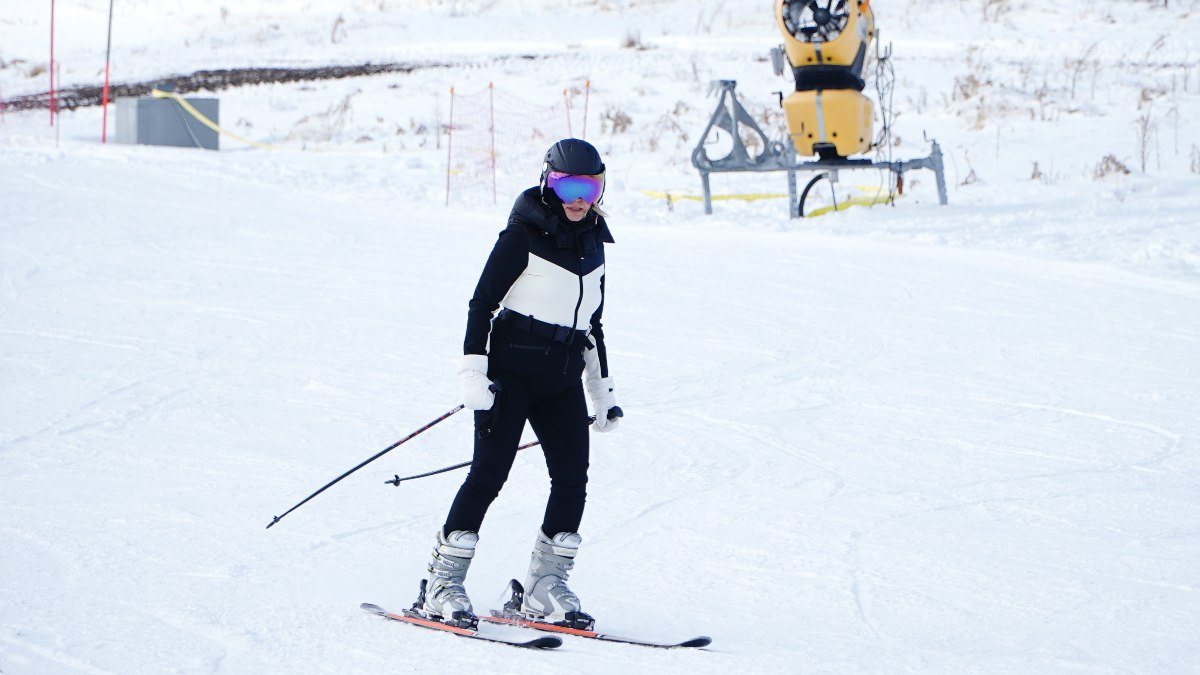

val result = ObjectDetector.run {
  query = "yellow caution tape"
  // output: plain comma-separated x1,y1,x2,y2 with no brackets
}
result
642,186,896,216
150,88,276,150
804,193,895,217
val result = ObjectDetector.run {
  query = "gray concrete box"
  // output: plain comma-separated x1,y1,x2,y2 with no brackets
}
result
115,97,220,150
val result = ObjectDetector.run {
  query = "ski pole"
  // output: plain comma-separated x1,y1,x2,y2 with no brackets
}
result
385,406,623,487
266,404,465,529
386,439,542,486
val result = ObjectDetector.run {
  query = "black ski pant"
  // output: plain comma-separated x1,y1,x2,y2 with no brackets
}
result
443,321,591,538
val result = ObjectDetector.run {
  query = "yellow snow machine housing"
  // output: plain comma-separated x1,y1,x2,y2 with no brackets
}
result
775,0,876,160
690,0,947,217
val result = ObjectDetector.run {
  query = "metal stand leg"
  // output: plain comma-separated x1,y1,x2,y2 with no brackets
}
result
930,141,948,206
787,167,798,219
700,171,713,215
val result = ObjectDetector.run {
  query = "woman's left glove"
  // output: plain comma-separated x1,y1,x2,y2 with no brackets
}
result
458,354,495,411
586,377,619,433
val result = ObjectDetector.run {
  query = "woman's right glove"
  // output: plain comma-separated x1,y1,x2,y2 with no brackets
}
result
458,354,495,410
586,377,619,433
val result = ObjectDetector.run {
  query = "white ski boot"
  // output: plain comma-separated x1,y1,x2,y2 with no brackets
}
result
416,529,478,628
511,529,595,630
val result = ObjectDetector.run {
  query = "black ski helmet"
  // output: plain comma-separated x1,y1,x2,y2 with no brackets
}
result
540,138,605,184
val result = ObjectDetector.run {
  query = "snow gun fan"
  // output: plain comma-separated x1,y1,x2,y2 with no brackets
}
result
775,0,876,160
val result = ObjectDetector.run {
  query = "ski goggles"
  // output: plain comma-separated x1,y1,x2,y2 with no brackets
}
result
545,171,605,204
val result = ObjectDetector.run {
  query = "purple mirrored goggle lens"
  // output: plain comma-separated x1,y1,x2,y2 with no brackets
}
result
546,171,604,204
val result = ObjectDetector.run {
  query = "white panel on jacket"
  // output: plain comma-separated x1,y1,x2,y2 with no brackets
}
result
501,253,604,329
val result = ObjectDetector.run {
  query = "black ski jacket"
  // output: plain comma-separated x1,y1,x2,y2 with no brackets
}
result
464,187,615,378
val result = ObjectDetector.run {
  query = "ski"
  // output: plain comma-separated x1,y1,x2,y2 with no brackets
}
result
361,603,562,650
486,578,710,649
483,611,711,649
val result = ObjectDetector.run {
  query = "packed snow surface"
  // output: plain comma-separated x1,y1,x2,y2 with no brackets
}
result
2,1,1199,673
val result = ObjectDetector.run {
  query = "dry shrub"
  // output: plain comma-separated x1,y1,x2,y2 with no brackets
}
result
1094,154,1132,179
982,0,1012,22
601,108,633,135
622,31,649,50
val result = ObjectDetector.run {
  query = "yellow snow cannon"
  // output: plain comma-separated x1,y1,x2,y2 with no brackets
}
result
774,0,876,160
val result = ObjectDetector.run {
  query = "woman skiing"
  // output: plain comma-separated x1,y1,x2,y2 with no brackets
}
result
413,138,620,631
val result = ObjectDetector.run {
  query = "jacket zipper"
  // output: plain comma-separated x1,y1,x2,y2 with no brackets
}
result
563,227,587,374
510,343,551,356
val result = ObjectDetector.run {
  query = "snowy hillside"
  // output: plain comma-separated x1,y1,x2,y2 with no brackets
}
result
3,1,1200,673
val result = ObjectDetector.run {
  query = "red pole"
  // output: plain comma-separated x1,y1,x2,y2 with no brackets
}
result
50,0,56,126
101,63,112,142
564,88,573,139
102,0,115,143
582,80,590,140
56,63,61,146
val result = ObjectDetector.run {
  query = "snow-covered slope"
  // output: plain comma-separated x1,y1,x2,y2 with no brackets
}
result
2,1,1199,673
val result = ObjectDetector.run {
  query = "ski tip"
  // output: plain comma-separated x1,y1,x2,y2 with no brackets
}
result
360,602,385,613
528,636,564,649
680,636,712,648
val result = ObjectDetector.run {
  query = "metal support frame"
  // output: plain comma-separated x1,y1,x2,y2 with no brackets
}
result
691,80,948,217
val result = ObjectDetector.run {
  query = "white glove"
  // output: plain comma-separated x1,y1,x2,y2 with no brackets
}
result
458,354,495,411
586,377,619,433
